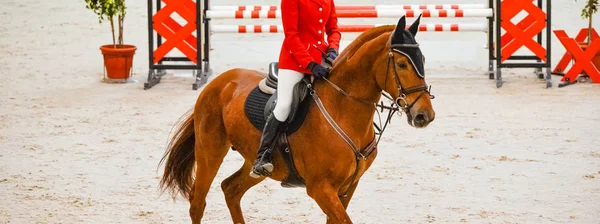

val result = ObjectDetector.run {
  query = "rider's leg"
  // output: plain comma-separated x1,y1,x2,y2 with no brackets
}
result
250,69,304,178
272,69,305,122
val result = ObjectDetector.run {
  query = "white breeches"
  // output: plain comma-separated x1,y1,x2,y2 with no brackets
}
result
272,69,305,122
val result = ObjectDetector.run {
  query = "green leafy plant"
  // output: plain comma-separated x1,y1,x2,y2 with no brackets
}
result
85,0,127,48
576,0,599,45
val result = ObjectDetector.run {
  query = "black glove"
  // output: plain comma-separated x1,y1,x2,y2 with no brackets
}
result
325,48,338,61
307,61,329,79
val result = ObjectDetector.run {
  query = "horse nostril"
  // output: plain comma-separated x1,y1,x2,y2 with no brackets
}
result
415,114,426,123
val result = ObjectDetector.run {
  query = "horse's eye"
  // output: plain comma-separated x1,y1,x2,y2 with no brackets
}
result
397,62,408,69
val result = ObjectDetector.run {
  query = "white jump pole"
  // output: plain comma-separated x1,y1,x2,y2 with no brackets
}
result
205,9,494,19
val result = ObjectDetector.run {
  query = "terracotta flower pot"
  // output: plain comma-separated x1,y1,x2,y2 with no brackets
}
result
100,44,137,80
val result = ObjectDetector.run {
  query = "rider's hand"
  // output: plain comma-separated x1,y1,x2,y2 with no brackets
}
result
326,48,338,61
308,61,329,79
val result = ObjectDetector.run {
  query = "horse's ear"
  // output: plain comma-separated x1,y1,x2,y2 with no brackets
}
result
408,14,422,37
391,15,406,45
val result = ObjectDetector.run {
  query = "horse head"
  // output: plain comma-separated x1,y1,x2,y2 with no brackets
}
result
324,14,435,128
377,15,435,128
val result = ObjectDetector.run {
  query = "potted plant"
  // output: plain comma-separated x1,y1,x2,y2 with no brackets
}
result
85,0,137,81
576,0,600,74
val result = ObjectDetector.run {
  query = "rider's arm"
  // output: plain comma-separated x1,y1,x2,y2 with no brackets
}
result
325,0,341,51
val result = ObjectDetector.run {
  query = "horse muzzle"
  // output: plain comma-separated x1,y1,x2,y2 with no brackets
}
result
412,113,430,128
407,108,435,128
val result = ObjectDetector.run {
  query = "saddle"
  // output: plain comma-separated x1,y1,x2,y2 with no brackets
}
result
243,62,313,188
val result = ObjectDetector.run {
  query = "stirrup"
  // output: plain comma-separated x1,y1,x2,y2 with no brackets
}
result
249,146,275,178
249,162,274,178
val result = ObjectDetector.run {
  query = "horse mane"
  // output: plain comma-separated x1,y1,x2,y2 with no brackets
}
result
326,25,397,86
315,25,398,102
335,25,396,65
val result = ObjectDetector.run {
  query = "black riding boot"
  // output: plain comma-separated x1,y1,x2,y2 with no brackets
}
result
249,114,284,178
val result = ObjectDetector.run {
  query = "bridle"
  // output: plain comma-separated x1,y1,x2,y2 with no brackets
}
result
370,42,435,141
388,43,434,112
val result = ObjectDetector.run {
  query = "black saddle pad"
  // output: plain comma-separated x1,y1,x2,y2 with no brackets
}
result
244,86,311,135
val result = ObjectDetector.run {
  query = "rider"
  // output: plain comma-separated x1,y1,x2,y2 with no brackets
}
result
250,0,341,178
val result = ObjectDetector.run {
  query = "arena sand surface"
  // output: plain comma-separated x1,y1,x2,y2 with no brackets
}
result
1,0,599,223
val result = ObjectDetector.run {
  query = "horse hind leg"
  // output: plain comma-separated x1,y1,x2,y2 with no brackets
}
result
221,157,266,224
189,120,231,224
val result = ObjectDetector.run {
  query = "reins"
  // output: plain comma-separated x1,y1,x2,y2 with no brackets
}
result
316,44,434,142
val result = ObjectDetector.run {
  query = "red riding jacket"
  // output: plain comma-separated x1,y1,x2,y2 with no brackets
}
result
278,0,341,75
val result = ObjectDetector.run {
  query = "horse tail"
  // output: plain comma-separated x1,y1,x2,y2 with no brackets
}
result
159,109,196,200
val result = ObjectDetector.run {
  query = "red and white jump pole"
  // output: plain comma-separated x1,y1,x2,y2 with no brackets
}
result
210,23,488,33
206,9,494,19
210,4,486,11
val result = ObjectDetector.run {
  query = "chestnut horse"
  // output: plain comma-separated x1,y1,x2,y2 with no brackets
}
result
159,15,435,224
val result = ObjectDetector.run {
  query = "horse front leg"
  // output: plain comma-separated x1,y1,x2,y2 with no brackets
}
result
339,180,360,210
307,183,353,224
322,180,360,224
